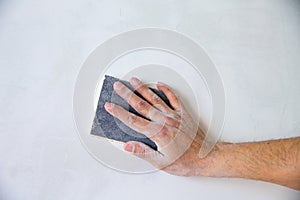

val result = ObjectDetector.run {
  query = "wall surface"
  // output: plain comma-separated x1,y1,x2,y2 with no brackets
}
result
0,0,299,199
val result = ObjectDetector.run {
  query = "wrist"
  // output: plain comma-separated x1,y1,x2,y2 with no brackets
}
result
194,141,233,177
204,142,247,178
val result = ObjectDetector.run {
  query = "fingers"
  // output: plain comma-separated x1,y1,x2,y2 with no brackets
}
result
105,102,151,133
113,81,157,118
129,77,173,113
113,81,178,126
106,79,184,149
124,141,163,165
105,102,179,147
157,82,181,111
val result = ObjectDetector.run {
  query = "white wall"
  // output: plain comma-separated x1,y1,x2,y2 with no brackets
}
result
0,0,299,199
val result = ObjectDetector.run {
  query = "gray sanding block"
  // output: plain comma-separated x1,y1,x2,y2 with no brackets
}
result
90,75,173,150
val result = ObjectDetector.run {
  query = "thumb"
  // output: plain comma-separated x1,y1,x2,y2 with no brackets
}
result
124,141,163,165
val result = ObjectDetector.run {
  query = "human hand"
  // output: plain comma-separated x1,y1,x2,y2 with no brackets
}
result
103,77,300,190
104,77,217,176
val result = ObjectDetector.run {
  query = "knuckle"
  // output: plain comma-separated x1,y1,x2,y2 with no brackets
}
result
158,125,169,137
136,100,150,111
170,111,181,120
165,87,171,94
110,105,119,115
137,84,147,92
174,113,181,121
164,116,180,128
151,95,162,104
134,146,146,156
128,114,138,125
164,116,173,123
119,88,131,99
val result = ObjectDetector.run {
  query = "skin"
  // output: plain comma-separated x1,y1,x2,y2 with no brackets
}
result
104,77,300,190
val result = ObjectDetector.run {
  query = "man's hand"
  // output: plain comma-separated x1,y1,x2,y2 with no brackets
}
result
104,77,300,190
104,77,205,175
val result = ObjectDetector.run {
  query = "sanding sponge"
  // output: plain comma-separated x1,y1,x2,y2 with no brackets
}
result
91,75,172,150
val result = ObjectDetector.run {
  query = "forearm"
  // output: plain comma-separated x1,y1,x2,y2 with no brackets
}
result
110,78,300,189
202,137,300,190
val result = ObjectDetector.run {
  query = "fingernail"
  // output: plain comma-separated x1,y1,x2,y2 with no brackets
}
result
130,77,141,86
157,82,165,86
113,81,123,90
124,143,134,152
104,102,112,110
